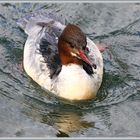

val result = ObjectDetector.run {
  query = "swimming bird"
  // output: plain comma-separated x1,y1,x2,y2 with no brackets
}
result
18,12,103,101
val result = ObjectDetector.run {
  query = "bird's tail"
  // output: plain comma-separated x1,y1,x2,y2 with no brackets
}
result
17,11,65,35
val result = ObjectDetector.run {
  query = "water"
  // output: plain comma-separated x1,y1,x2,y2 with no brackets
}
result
0,3,140,137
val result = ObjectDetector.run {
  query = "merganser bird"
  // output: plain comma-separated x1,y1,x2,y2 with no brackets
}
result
18,12,103,101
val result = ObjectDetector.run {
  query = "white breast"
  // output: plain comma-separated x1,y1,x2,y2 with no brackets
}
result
52,64,102,100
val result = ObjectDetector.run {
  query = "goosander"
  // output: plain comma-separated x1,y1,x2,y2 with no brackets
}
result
18,12,103,101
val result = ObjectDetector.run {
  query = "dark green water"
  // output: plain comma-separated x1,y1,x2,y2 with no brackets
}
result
0,3,140,137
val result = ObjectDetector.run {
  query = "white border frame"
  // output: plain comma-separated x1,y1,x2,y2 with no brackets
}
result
0,0,140,3
0,0,140,139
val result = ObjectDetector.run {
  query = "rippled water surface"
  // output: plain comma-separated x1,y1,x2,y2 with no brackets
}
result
0,3,140,137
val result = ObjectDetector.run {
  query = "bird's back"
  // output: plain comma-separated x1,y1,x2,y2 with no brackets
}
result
18,12,66,90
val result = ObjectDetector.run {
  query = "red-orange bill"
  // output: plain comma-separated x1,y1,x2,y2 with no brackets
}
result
79,50,97,69
78,50,92,65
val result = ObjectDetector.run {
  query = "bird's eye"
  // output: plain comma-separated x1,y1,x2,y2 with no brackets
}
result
67,41,75,49
71,44,75,49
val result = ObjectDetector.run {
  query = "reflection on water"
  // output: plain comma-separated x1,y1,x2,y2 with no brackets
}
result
24,107,95,135
21,93,110,137
0,3,140,137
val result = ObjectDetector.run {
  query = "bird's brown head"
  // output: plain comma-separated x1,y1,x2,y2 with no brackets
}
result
58,24,91,66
